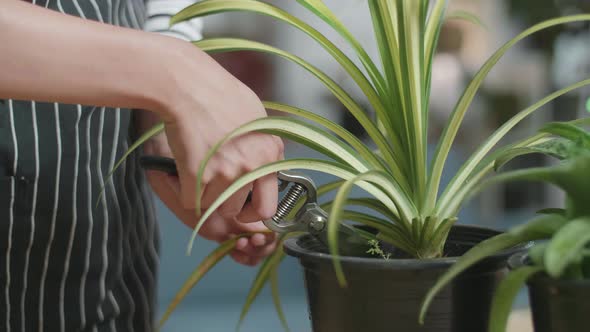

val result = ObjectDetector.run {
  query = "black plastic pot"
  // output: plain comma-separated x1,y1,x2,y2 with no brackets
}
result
509,252,590,332
284,225,529,332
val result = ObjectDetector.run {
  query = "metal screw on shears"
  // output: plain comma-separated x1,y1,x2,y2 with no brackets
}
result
271,183,306,225
263,171,328,235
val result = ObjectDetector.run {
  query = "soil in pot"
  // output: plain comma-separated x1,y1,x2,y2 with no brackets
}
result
284,225,528,332
509,252,590,332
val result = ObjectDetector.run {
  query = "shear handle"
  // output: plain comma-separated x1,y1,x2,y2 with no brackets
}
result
140,155,253,203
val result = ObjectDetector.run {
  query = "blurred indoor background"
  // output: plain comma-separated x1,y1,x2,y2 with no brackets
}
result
154,1,590,331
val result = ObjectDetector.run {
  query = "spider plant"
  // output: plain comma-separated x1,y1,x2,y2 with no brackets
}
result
422,120,590,332
112,0,590,328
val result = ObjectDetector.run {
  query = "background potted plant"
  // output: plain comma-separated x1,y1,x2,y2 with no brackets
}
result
422,118,590,332
112,0,590,331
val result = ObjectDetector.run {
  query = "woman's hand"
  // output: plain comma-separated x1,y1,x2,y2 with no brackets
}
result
136,109,279,266
158,41,284,225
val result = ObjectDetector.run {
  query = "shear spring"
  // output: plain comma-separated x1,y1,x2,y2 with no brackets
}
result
263,171,325,234
272,183,306,223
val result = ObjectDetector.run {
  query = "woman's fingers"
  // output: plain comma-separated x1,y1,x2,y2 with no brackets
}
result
217,185,253,219
230,251,261,266
237,174,278,223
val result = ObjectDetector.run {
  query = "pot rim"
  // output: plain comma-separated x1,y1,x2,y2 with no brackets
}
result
284,224,532,270
509,251,590,287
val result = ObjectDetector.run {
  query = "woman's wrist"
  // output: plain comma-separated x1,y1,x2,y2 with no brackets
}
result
143,35,203,122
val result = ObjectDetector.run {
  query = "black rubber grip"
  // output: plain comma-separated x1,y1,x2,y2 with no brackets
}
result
140,155,253,204
140,156,178,176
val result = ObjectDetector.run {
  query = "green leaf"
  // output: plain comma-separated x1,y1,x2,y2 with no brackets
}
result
98,122,164,207
540,122,590,147
419,216,438,253
193,116,373,213
424,0,447,126
420,214,564,323
439,134,551,217
440,115,590,216
586,98,590,113
373,0,418,171
494,138,573,171
509,214,567,238
173,0,392,143
437,78,590,216
428,14,590,211
445,10,487,29
190,112,416,220
529,242,548,267
294,0,387,97
159,234,251,327
269,261,291,332
193,38,400,166
340,210,413,252
367,0,396,94
188,159,411,254
398,0,427,204
411,217,422,249
194,37,396,153
328,170,414,286
263,101,406,181
238,238,287,330
340,197,399,220
488,267,543,332
545,217,590,278
426,217,457,258
366,1,405,148
479,155,590,216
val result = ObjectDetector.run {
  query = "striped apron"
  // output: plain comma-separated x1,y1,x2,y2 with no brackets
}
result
0,1,160,331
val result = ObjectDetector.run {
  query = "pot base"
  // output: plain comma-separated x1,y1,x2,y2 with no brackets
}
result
284,225,529,332
509,252,590,332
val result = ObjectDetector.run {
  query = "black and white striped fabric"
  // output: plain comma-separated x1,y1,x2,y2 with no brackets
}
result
0,1,201,331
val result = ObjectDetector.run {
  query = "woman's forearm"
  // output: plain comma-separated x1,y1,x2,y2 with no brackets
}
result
0,0,187,117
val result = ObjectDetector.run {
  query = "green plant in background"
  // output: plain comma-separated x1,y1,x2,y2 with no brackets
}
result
421,121,590,332
114,0,590,329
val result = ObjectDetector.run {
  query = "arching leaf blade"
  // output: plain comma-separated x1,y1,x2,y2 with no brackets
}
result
326,170,404,286
295,0,387,97
545,217,590,278
428,14,590,210
237,238,288,330
420,214,563,323
437,79,590,214
193,116,374,214
173,0,390,138
262,101,401,177
188,159,410,254
98,122,164,207
159,233,251,327
193,37,400,171
488,267,542,332
270,260,291,332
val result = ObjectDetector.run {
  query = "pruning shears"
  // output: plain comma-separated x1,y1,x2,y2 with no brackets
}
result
140,156,367,252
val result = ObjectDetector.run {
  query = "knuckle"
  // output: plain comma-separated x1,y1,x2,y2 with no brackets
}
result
218,162,239,180
243,160,256,173
274,137,285,155
219,205,241,218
